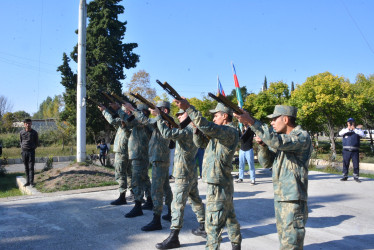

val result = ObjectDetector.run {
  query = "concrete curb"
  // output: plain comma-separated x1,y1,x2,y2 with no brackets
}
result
16,176,42,195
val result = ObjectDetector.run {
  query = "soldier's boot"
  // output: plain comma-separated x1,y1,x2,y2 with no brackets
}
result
231,243,241,250
155,229,180,249
110,192,127,205
191,222,207,238
141,214,162,231
142,196,154,210
125,200,143,218
162,205,172,221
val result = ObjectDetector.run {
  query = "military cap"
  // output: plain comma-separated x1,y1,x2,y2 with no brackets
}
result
156,101,171,109
209,103,233,116
266,105,297,119
137,103,148,111
176,109,185,115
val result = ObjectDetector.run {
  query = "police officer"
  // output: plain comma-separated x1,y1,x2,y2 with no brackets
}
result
235,105,312,250
339,118,365,182
175,99,242,250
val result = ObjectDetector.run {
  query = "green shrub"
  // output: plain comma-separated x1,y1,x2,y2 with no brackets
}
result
2,134,19,148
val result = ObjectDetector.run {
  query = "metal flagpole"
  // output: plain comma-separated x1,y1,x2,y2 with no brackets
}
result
77,0,87,162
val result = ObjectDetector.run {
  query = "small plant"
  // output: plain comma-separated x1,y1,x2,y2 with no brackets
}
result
0,157,8,177
42,156,54,172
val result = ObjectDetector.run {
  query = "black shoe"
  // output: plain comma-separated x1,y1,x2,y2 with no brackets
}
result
162,207,172,222
125,201,143,218
169,175,174,179
232,243,241,250
141,214,162,231
142,196,154,210
235,179,243,183
111,192,127,205
354,178,361,183
340,177,348,181
23,182,30,187
155,229,180,249
191,222,207,238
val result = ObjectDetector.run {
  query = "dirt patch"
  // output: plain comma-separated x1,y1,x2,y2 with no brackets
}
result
35,163,117,192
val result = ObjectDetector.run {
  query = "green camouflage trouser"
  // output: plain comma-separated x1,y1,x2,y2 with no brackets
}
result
274,200,308,250
131,159,151,202
205,182,241,250
114,153,131,194
126,160,132,192
151,161,173,216
170,177,205,230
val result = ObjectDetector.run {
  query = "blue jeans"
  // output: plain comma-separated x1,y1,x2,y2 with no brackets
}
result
239,149,255,180
195,148,204,178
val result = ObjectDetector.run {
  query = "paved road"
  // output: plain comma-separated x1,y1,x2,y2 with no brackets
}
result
1,169,373,250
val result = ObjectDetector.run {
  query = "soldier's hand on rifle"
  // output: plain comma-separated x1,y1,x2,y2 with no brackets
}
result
255,136,266,146
150,107,160,117
233,109,255,126
122,102,135,112
174,97,190,110
109,102,121,111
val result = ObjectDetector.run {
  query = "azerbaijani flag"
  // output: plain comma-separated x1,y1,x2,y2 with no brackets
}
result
232,62,243,108
217,75,226,96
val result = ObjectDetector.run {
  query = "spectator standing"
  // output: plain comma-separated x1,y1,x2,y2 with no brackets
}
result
97,139,109,166
339,118,365,182
236,125,255,184
20,119,39,187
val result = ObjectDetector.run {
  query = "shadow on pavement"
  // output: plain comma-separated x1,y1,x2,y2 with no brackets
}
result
304,234,374,250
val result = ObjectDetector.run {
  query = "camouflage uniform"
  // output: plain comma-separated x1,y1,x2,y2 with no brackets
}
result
157,119,205,230
102,109,132,194
135,110,173,216
187,104,241,250
118,109,152,202
250,105,312,250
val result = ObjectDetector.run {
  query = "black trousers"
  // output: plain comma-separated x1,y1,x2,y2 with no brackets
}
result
342,149,359,178
22,150,35,184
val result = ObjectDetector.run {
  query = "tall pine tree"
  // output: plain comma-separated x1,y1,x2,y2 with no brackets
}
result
58,0,139,137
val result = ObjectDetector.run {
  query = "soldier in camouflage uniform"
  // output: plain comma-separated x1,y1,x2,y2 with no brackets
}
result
127,100,173,232
174,100,242,250
111,102,153,217
98,104,132,205
234,105,312,250
155,109,206,249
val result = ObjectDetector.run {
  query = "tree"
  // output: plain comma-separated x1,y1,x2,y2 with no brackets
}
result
188,96,216,121
13,111,31,121
2,112,15,132
289,72,351,159
33,95,62,119
291,81,295,92
0,95,13,119
262,76,268,91
267,81,290,103
59,0,139,137
226,86,250,105
352,73,374,152
125,70,156,101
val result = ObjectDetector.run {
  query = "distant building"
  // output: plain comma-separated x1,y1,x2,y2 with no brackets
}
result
13,119,57,132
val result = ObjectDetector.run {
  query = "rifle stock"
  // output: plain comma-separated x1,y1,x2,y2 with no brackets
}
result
86,97,116,116
130,93,179,128
208,93,243,115
156,80,182,100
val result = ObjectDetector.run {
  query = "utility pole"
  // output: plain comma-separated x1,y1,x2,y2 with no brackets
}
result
77,0,87,162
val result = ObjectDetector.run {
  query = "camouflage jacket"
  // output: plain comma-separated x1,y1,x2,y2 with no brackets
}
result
186,105,239,185
102,109,131,155
251,120,312,201
134,111,170,163
118,109,152,161
157,120,198,178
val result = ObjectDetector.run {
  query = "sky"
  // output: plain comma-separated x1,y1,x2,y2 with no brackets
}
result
1,0,373,115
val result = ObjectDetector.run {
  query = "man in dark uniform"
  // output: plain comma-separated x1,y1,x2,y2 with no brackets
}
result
20,119,39,187
339,118,365,182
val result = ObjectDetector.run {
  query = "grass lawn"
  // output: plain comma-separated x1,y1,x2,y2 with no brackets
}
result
0,173,23,198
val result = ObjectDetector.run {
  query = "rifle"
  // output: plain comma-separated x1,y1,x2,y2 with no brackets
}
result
86,97,116,116
130,92,179,128
156,80,182,100
156,79,191,129
101,91,117,104
208,93,244,115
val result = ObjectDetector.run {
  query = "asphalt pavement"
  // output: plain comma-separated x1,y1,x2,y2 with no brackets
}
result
1,167,374,250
